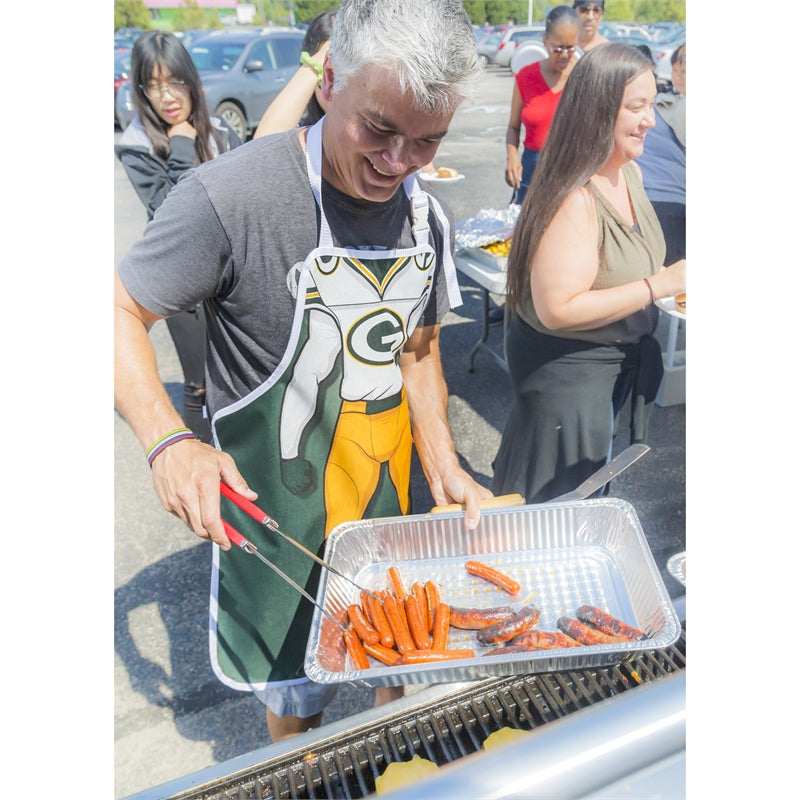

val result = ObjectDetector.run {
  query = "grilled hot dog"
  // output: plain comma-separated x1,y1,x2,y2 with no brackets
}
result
510,630,582,649
575,605,646,641
557,616,628,646
449,606,516,630
477,605,541,645
465,560,522,595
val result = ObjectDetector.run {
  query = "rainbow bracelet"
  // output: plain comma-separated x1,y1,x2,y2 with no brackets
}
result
146,427,195,468
300,51,324,86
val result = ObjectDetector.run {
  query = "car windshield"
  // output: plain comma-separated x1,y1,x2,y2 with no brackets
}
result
189,40,247,71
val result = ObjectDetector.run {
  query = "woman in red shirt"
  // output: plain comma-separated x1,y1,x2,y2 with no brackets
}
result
505,5,580,206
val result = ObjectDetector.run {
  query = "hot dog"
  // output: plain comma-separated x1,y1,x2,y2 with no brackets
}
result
465,560,522,595
387,566,408,600
363,641,402,666
343,627,370,670
383,593,415,654
347,604,380,646
449,606,516,630
405,594,432,650
424,580,440,632
412,582,428,628
431,603,450,651
365,592,395,649
397,648,475,665
477,605,541,645
510,630,582,649
575,605,646,641
557,616,628,646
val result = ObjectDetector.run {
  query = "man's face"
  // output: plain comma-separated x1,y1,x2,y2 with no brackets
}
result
576,3,604,43
319,61,454,202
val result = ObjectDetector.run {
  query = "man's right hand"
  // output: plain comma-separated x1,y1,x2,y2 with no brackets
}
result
150,438,258,549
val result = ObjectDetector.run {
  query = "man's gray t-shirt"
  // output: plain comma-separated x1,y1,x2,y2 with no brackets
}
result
118,130,456,417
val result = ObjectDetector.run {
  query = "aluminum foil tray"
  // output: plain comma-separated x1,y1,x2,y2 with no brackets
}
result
459,246,508,272
667,550,686,587
304,499,681,687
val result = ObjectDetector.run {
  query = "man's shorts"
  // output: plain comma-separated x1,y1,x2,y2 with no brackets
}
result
253,679,339,718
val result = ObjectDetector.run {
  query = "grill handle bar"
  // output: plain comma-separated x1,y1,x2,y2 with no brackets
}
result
376,670,686,800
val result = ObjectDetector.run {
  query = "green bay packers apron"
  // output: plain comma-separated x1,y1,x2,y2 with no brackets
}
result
208,118,462,690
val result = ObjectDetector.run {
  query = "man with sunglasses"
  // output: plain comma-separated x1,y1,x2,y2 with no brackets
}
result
573,1,608,54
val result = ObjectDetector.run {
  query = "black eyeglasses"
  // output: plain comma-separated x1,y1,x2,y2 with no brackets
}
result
140,80,189,100
577,4,603,15
550,45,576,54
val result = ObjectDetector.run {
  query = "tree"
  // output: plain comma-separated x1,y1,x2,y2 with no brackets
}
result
605,0,636,21
634,0,686,22
293,0,341,23
463,0,487,26
115,0,151,31
173,1,208,31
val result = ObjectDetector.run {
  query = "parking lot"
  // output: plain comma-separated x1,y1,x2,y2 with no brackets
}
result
114,65,686,799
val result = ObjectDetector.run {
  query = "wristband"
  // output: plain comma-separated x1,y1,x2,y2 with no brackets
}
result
146,427,195,468
299,51,324,86
643,277,657,305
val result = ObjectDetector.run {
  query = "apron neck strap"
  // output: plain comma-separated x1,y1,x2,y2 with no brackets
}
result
305,117,431,249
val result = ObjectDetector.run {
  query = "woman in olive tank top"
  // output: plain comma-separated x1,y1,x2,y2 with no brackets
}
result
492,43,686,503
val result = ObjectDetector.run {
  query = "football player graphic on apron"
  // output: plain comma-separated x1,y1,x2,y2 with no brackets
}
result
208,118,461,690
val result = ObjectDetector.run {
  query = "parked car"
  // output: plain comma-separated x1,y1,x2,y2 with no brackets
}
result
475,31,502,68
114,47,132,129
185,27,305,140
649,27,685,88
492,24,545,69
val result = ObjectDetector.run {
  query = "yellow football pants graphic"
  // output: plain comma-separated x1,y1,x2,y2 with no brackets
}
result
324,395,411,535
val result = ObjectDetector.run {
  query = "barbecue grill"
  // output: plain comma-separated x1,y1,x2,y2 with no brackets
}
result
124,598,685,800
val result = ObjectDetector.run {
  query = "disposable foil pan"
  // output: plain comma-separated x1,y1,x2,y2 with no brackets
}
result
459,246,508,271
304,499,681,687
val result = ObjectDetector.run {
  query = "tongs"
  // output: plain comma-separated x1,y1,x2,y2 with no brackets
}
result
219,482,377,630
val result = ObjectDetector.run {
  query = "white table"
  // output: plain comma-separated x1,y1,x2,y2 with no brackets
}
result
453,250,509,372
654,299,686,407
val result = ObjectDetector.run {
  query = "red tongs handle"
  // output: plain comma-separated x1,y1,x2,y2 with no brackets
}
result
220,481,276,528
220,518,251,551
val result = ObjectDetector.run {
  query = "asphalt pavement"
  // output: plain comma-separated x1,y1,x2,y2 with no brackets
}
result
114,66,685,799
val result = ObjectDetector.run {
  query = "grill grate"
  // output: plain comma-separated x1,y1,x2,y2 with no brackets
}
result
162,631,686,800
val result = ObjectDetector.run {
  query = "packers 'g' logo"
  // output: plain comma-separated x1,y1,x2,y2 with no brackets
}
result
347,308,406,366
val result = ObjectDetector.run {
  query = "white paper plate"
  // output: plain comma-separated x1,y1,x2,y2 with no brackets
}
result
419,171,466,183
655,295,686,320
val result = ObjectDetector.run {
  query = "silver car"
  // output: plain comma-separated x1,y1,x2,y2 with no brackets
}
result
188,28,304,140
492,24,546,69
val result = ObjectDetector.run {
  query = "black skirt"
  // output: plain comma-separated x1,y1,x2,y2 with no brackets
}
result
491,315,663,503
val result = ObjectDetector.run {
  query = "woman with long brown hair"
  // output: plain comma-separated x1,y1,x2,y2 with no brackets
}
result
116,31,241,442
492,43,686,503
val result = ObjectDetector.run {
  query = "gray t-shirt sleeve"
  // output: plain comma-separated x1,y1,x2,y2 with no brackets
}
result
118,169,233,316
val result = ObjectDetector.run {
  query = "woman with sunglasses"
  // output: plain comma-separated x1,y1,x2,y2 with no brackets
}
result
492,43,686,505
573,1,609,54
505,5,579,207
115,31,241,443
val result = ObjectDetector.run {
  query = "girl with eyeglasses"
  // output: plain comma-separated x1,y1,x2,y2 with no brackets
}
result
492,43,686,505
505,5,579,207
115,31,242,443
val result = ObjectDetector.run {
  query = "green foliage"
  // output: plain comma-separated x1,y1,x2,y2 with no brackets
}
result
607,0,686,22
173,1,207,31
605,0,636,21
114,0,151,31
293,0,342,23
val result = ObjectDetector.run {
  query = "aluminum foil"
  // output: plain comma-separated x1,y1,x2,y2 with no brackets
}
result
455,206,520,250
304,499,681,687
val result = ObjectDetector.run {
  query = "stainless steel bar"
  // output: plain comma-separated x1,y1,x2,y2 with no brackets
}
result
373,671,686,800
